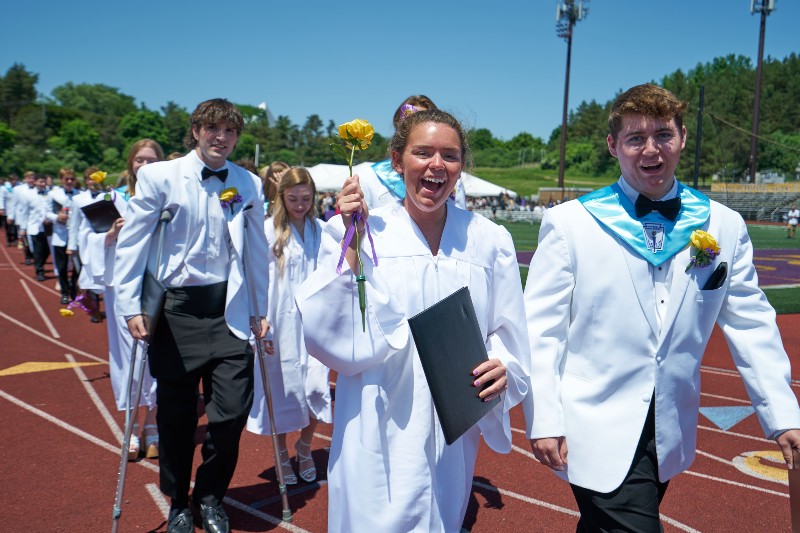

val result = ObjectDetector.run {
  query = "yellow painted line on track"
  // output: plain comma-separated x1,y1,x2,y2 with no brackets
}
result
0,361,103,377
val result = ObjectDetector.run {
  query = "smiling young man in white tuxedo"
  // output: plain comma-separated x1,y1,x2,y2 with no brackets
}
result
114,99,269,533
523,84,800,531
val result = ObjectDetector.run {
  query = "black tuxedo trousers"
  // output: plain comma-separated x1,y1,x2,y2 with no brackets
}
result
148,282,254,507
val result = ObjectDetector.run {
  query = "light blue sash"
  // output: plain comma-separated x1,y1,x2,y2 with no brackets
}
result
579,183,710,266
371,159,405,200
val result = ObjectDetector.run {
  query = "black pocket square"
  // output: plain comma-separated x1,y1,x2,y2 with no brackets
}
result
702,262,727,290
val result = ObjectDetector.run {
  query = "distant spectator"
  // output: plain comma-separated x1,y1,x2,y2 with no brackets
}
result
788,203,799,239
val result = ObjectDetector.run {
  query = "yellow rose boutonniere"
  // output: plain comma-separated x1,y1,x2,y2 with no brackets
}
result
219,187,243,215
686,230,721,272
59,308,74,317
89,171,107,184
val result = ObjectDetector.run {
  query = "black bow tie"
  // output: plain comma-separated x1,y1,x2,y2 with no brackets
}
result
38,190,47,195
201,167,228,182
634,195,681,221
91,191,101,199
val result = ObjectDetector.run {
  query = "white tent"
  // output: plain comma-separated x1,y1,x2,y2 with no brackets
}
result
460,171,517,198
308,163,517,198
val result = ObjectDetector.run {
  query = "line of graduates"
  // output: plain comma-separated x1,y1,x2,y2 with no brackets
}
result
4,85,799,533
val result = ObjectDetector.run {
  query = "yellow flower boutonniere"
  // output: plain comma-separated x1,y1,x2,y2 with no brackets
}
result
686,230,721,272
219,187,243,215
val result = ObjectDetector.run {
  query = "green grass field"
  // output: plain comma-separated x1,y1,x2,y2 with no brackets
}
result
497,220,799,314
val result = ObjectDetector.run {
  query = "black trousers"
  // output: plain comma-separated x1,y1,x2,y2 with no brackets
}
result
31,232,50,276
4,217,17,244
571,397,668,533
148,282,254,507
52,245,78,299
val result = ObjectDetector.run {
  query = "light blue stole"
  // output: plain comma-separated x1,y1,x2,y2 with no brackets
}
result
579,182,710,266
371,159,405,200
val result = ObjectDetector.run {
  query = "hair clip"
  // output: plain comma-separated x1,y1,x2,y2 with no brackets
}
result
399,104,419,120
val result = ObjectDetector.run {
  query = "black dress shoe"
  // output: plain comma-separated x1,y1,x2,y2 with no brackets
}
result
166,508,193,533
25,258,33,265
36,274,46,281
60,295,70,305
198,503,230,533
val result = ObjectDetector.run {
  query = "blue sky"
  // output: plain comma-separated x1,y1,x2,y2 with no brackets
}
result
3,1,798,141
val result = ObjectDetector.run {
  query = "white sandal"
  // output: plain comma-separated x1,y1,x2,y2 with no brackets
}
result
295,439,317,482
278,448,297,485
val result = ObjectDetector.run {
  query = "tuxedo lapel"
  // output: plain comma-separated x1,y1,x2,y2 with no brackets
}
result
223,169,247,258
657,245,692,347
619,234,659,339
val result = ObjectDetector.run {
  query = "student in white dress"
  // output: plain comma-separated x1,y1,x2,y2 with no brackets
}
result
247,167,332,484
297,109,530,532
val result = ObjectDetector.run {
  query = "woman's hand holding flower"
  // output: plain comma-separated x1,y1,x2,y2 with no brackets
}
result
336,175,368,251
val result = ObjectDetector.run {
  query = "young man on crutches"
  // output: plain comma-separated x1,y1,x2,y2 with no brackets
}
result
114,99,270,533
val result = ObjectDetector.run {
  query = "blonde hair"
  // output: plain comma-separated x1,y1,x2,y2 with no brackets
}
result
271,167,318,276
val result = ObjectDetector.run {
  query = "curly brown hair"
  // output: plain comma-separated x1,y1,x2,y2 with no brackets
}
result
183,99,244,149
608,84,687,140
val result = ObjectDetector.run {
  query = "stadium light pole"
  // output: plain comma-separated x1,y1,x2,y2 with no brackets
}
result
556,0,588,192
747,0,776,182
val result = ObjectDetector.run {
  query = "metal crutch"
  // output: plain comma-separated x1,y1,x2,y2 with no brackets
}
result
112,210,172,533
241,204,293,522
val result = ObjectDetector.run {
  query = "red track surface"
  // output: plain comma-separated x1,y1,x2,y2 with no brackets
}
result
1,241,798,532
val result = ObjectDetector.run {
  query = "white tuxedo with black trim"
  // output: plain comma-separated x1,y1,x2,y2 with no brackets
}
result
523,188,800,493
113,152,269,339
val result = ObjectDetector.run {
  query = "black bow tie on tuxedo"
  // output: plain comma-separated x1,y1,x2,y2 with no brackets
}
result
38,190,47,195
634,194,681,221
201,167,228,182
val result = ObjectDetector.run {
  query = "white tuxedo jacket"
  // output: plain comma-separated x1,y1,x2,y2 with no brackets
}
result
523,196,800,492
113,153,269,340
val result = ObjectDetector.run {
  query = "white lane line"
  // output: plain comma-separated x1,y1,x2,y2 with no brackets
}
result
701,392,750,404
146,483,170,519
0,387,121,455
473,480,700,531
223,496,311,532
0,309,106,363
512,443,537,460
472,480,579,517
698,424,774,444
66,353,123,444
0,243,60,296
0,387,310,530
696,449,735,467
684,470,788,498
19,278,60,339
659,514,702,533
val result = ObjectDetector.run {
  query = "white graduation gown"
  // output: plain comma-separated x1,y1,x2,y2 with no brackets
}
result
247,217,332,435
296,203,530,533
75,190,156,410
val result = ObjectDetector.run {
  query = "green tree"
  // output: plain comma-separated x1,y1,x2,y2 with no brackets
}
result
0,63,39,127
161,101,189,154
118,109,169,148
49,119,102,165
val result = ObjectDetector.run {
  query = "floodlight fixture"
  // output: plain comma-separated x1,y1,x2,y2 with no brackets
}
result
555,1,589,189
747,0,776,182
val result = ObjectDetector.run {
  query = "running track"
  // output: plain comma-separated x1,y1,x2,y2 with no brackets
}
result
1,242,798,532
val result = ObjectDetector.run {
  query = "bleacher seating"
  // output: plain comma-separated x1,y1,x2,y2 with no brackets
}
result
704,191,800,221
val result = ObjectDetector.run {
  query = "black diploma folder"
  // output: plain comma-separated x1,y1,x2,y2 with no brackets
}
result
141,270,167,340
408,286,501,445
80,200,122,233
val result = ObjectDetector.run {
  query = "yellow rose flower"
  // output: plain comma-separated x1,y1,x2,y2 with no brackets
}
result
89,171,107,184
338,119,374,150
219,187,238,203
60,309,74,317
690,230,720,253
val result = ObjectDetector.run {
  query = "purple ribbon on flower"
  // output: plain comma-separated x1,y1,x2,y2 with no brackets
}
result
336,211,378,275
67,293,98,315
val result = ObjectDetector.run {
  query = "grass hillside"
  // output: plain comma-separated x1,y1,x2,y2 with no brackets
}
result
472,166,617,199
